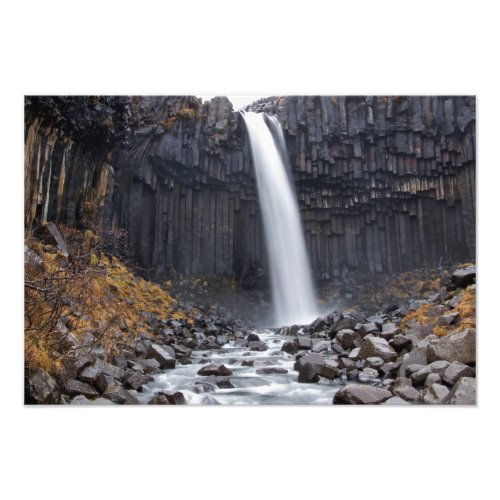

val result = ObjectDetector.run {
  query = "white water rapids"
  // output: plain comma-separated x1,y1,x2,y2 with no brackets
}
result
242,111,319,327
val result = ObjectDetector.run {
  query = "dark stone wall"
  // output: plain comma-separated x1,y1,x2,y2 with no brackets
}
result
24,95,475,280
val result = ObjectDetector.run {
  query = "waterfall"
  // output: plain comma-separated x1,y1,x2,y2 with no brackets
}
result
242,111,319,327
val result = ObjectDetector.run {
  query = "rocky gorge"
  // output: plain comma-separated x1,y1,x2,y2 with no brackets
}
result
24,95,476,405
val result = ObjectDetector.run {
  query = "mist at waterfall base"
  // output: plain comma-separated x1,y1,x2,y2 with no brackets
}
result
242,111,320,327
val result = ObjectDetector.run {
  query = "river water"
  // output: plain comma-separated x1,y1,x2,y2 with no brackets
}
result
138,330,341,405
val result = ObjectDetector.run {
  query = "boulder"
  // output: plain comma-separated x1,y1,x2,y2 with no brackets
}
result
398,347,428,377
312,340,331,353
336,329,356,349
366,357,384,369
358,322,380,335
383,396,411,405
281,340,298,354
422,383,450,404
148,344,176,369
248,341,268,351
93,358,125,380
358,367,380,383
427,329,476,364
197,364,233,376
255,367,288,375
451,266,476,288
203,376,235,389
359,337,397,362
393,385,421,403
389,335,413,352
425,373,443,387
96,372,115,393
148,391,186,405
26,368,61,404
125,372,150,391
442,362,475,386
298,362,319,383
70,395,91,405
296,336,312,350
61,378,99,398
333,385,393,405
78,366,100,386
437,312,459,326
103,384,140,404
444,377,476,405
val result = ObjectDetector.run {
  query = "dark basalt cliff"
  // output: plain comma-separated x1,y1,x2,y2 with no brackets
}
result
24,95,475,281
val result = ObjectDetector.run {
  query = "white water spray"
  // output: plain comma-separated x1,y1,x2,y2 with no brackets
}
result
242,111,319,326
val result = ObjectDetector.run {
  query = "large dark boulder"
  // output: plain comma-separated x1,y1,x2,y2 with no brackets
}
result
451,266,476,288
333,385,393,405
103,384,140,404
427,329,476,364
359,337,397,362
147,344,176,369
26,368,61,404
197,364,233,376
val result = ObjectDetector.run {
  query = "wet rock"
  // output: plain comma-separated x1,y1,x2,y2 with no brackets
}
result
148,391,187,405
444,377,476,404
298,362,320,383
422,383,450,404
235,339,249,348
103,384,140,404
294,353,325,371
192,381,218,393
248,341,268,351
148,344,176,369
204,376,235,389
442,362,475,386
451,266,476,288
427,329,476,364
241,359,254,367
281,340,298,354
256,367,288,375
26,368,61,404
216,335,228,346
359,337,397,362
393,385,421,403
247,333,260,342
333,385,393,405
197,364,233,376
125,372,150,391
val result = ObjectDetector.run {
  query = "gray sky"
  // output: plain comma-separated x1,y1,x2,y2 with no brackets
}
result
199,95,268,110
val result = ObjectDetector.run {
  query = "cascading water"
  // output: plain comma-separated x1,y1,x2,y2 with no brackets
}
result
242,111,319,326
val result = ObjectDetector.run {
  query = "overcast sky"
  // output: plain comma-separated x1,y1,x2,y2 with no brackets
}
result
198,95,268,110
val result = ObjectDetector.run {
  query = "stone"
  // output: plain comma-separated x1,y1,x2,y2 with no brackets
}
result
298,362,319,383
96,372,115,393
444,377,476,404
410,366,432,385
358,367,380,383
394,377,412,389
389,335,413,352
70,395,91,405
148,344,176,369
427,329,476,364
348,347,361,360
406,363,426,377
366,357,384,369
340,358,355,371
359,337,397,362
358,322,380,335
428,360,451,374
437,312,459,326
197,364,233,376
451,266,476,288
93,358,125,380
333,385,393,405
336,329,356,349
296,336,312,350
26,368,61,404
422,383,450,404
281,340,298,354
247,333,260,342
125,372,149,391
204,376,235,389
312,340,331,353
393,385,421,403
256,367,288,375
216,335,228,346
61,378,99,398
425,373,442,387
383,397,411,405
380,361,401,378
398,347,428,377
78,366,100,385
103,384,140,404
442,361,475,386
346,369,359,380
294,353,325,371
241,359,254,367
248,341,268,351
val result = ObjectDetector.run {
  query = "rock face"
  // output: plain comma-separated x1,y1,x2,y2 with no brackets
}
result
25,95,475,280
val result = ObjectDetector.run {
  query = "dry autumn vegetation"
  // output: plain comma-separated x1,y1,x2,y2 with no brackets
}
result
24,223,197,378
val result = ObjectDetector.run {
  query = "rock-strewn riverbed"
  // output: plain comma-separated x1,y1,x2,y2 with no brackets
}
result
26,265,476,405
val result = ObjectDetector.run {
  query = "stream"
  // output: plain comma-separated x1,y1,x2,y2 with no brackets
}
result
138,330,342,405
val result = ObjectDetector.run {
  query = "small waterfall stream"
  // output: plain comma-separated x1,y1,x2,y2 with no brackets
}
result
242,111,319,327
